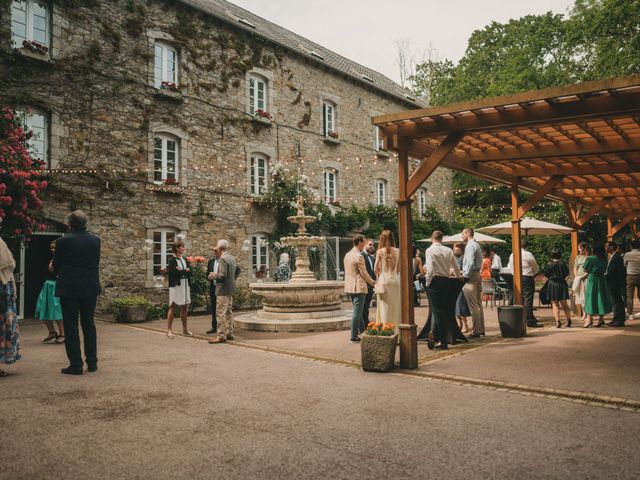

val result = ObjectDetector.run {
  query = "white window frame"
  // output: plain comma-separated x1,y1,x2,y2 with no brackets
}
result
153,134,180,184
418,188,428,216
323,101,336,136
11,0,50,49
154,42,179,89
17,107,49,169
374,125,385,151
251,234,269,278
375,179,387,206
152,229,177,276
250,153,268,196
323,169,337,203
248,74,268,115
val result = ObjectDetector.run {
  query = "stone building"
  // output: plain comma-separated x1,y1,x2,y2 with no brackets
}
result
0,0,453,315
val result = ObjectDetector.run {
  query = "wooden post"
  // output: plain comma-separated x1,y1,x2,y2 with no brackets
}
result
396,148,417,369
511,181,525,335
607,215,614,241
570,230,579,272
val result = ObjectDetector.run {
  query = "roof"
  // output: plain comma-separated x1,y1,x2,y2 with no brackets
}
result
178,0,424,108
373,74,640,221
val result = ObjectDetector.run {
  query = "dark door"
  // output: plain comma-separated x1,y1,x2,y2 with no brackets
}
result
24,234,62,318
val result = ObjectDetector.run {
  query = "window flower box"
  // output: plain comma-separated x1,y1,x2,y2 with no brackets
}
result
22,39,48,55
324,131,340,145
252,109,273,126
154,82,183,101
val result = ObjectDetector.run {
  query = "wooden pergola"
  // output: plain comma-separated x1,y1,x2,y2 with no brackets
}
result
373,75,640,369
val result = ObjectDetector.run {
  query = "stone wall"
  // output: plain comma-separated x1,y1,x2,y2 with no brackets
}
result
0,0,453,307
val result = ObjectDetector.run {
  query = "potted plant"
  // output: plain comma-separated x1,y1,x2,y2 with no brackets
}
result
110,296,152,323
360,322,397,372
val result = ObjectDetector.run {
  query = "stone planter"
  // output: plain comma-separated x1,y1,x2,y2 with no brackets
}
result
119,306,147,323
361,333,398,372
252,115,272,127
323,135,340,145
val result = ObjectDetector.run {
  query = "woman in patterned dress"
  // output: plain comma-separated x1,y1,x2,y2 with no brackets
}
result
0,232,20,377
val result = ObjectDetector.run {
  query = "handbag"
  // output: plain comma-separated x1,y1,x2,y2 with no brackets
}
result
539,280,550,306
413,279,424,293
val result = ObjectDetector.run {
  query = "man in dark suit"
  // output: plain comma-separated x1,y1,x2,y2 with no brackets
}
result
53,210,101,375
605,241,626,327
205,247,220,334
360,238,376,333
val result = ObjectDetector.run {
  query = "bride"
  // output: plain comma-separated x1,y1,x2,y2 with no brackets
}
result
374,230,401,330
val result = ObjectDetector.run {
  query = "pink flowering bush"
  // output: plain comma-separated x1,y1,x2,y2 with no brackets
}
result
0,107,47,238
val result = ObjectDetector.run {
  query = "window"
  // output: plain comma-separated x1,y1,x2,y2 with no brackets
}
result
152,229,176,275
251,235,269,278
324,170,337,203
250,154,268,195
154,42,178,88
17,108,48,168
323,101,336,136
153,135,179,184
418,188,428,216
374,126,385,151
248,75,267,115
11,1,49,49
375,179,387,206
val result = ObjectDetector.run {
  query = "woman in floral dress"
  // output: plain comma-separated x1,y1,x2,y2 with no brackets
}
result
1,232,20,377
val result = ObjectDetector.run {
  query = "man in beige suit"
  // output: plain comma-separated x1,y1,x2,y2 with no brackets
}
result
343,234,375,342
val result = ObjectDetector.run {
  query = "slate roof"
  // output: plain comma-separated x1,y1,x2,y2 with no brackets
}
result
179,0,425,108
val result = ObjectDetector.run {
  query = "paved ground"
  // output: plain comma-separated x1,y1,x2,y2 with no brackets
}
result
3,306,640,480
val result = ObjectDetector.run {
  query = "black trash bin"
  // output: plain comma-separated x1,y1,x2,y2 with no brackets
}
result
498,305,524,338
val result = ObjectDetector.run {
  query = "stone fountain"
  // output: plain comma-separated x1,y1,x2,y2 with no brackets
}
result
235,197,350,332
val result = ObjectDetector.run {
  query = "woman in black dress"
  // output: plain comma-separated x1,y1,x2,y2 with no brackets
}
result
543,249,572,328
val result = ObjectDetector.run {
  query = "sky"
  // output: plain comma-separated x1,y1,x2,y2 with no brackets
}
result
228,0,575,84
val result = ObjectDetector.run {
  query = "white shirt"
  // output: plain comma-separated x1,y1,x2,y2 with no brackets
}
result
508,249,539,277
491,253,502,270
624,249,640,275
425,242,461,286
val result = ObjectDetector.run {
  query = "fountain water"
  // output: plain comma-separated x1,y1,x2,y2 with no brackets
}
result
235,199,350,332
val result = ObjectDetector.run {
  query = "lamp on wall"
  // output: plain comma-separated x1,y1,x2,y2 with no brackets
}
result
241,239,251,252
143,239,154,252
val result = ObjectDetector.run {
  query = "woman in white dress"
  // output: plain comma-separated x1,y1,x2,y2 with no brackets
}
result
374,230,401,332
572,242,590,322
166,240,192,338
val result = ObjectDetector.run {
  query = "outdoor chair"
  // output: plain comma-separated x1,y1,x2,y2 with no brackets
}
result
482,278,508,309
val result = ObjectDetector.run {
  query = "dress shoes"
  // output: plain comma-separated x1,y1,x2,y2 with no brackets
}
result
61,366,83,375
206,329,217,334
467,333,481,338
87,365,98,373
350,338,361,343
527,322,544,328
226,334,234,340
208,337,226,344
607,322,625,327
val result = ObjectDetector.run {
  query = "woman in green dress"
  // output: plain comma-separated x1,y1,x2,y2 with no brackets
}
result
582,243,611,328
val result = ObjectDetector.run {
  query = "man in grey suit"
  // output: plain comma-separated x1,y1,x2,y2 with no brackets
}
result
209,239,241,343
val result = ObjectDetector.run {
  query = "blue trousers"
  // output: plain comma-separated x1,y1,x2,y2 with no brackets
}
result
350,293,366,341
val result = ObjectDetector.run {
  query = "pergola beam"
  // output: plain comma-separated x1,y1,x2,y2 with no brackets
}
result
611,213,639,236
575,197,614,226
517,175,564,218
385,92,640,139
513,161,640,178
406,131,465,198
462,137,640,163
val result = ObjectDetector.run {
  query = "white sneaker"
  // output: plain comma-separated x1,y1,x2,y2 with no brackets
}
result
167,330,174,338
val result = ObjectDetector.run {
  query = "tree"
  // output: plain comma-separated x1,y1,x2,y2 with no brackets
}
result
408,0,639,253
0,107,47,238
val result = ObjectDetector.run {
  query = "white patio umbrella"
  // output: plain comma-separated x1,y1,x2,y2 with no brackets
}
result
417,232,506,244
477,217,574,238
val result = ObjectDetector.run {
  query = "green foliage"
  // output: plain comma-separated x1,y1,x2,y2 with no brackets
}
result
232,286,264,310
188,262,209,310
109,296,152,321
146,303,168,320
411,1,640,106
408,0,640,251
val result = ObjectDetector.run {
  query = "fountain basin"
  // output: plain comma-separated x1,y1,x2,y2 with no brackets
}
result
236,280,352,332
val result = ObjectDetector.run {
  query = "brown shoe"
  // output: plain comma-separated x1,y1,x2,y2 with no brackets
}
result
208,337,226,344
